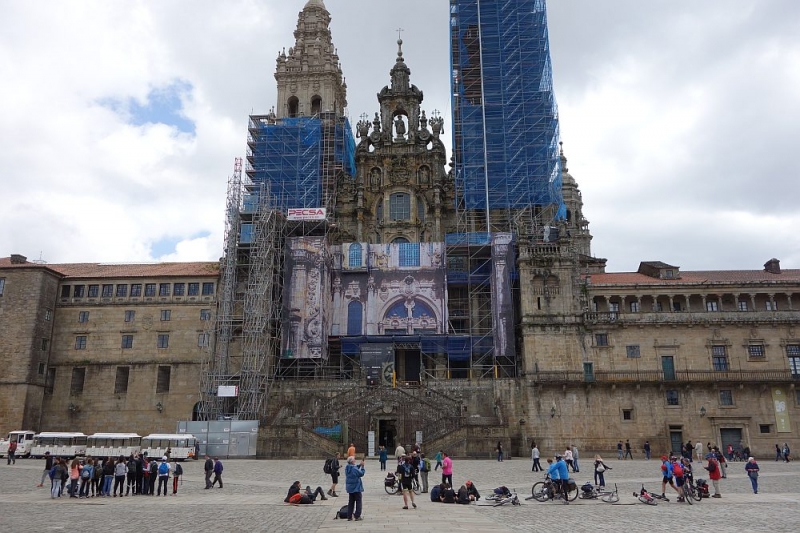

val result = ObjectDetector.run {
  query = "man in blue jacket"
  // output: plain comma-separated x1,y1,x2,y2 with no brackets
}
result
345,456,365,521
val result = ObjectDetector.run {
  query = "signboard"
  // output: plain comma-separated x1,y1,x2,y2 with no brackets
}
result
368,431,375,457
287,208,327,221
772,388,792,433
217,385,239,398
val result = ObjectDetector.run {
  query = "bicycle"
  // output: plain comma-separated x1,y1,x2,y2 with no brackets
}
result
634,484,659,505
601,484,620,503
384,473,420,495
531,474,578,503
681,478,701,504
579,483,619,503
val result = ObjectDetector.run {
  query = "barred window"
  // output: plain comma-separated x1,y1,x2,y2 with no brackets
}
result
748,345,765,359
712,346,729,371
348,243,362,268
121,335,133,349
389,193,411,221
666,390,679,406
399,243,420,267
626,345,641,358
719,390,734,406
116,284,128,297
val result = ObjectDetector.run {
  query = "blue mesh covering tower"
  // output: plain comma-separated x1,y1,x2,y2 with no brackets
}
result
450,0,565,233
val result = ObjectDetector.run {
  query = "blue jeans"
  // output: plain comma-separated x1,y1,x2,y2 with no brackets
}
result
497,451,503,462
103,475,113,495
594,471,605,487
645,450,651,460
573,458,579,472
749,475,758,493
347,491,362,519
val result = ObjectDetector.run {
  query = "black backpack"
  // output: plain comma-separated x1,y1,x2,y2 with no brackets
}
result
175,463,183,476
323,458,334,474
334,505,349,519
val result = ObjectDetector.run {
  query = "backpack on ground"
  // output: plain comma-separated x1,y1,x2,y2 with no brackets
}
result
334,505,349,519
175,463,183,476
288,493,303,504
158,462,169,475
323,457,334,474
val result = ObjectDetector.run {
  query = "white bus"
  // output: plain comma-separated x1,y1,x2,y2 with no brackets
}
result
86,433,142,458
0,431,36,458
30,432,88,459
141,434,198,461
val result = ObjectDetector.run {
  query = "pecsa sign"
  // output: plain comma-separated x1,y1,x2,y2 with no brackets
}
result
287,208,327,221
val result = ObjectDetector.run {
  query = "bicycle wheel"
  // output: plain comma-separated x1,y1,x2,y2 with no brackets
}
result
601,492,619,503
412,479,420,495
566,484,579,501
531,482,548,502
683,485,693,505
639,495,658,505
690,484,702,502
385,482,398,495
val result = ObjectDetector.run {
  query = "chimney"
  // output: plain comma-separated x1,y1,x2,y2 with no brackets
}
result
764,258,781,275
10,254,27,264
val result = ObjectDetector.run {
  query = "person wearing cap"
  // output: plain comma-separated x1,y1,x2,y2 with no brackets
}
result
704,452,722,497
465,480,481,501
156,456,171,496
659,455,680,499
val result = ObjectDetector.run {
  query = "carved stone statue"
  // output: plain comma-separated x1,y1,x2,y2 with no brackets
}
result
394,115,406,138
370,168,381,189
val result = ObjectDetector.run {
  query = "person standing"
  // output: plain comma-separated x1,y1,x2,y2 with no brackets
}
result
441,452,453,487
419,453,430,493
775,443,782,461
126,455,137,495
211,457,224,488
643,440,651,460
714,447,728,478
141,456,151,495
38,452,53,487
695,441,703,463
397,456,417,509
327,452,341,497
704,452,722,498
148,458,158,495
617,441,623,460
172,460,182,495
156,457,171,496
135,454,144,495
102,457,114,496
6,440,17,465
782,442,791,462
745,457,759,494
345,456,365,521
50,458,66,499
531,443,542,472
379,446,388,471
78,460,93,498
68,458,80,498
563,447,574,472
594,455,611,488
204,454,214,489
624,440,633,460
434,450,443,471
347,442,356,458
572,445,580,473
496,441,503,462
91,459,102,497
113,456,127,497
395,443,406,464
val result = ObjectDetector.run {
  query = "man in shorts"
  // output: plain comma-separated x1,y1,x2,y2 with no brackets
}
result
327,452,341,497
396,455,417,510
660,455,681,499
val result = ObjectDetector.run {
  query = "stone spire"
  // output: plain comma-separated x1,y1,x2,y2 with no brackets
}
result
274,0,346,118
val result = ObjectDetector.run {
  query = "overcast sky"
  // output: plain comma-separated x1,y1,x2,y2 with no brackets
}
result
1,0,798,272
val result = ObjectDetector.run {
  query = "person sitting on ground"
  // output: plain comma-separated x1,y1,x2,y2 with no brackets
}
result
284,481,328,504
430,482,444,502
440,483,456,503
465,480,480,501
456,484,471,504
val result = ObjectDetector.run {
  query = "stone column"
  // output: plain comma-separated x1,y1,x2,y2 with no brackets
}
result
668,295,675,313
768,294,776,311
749,294,756,311
331,276,342,335
733,293,740,311
701,295,707,312
788,293,794,311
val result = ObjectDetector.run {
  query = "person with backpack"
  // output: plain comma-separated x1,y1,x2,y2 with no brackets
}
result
172,460,182,495
326,452,341,497
671,457,686,502
148,457,158,495
91,459,102,497
135,454,144,495
211,457,224,488
396,455,417,510
704,452,722,497
419,453,430,493
659,455,680,500
284,480,327,504
126,456,137,495
78,459,93,498
156,456,171,496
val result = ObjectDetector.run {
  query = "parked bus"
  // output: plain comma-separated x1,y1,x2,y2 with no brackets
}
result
0,430,36,458
86,433,142,458
30,432,88,459
141,434,198,461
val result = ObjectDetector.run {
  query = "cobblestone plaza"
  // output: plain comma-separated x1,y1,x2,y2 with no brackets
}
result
1,457,798,532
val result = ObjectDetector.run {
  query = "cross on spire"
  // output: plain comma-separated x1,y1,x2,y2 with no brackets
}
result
397,28,404,40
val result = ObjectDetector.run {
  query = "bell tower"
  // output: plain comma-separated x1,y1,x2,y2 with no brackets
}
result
275,0,347,118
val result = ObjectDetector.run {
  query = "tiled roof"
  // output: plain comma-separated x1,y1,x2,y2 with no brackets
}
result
588,269,800,286
0,257,219,279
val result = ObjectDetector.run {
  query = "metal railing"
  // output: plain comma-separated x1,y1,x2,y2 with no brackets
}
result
529,369,798,384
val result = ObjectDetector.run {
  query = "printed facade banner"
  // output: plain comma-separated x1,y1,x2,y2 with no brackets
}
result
772,388,792,433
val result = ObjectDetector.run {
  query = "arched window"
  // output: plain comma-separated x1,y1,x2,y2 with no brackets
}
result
287,96,299,118
390,193,410,221
311,95,322,115
347,301,363,335
348,243,362,268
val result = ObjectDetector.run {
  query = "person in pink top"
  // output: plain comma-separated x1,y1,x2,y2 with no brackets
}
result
441,452,453,487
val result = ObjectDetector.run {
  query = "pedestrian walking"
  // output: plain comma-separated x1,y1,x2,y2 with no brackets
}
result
775,443,782,461
782,442,791,462
745,457,759,494
564,447,574,472
204,454,214,489
624,440,633,460
6,440,17,465
434,450,443,471
531,443,542,471
572,445,580,472
345,456,365,521
327,452,341,497
397,456,417,509
643,440,651,460
594,455,611,488
441,452,453,487
211,457,224,488
38,452,53,487
496,441,504,462
617,440,623,460
347,442,356,458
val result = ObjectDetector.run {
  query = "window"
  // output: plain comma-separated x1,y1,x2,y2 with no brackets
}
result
145,283,156,297
376,201,383,222
398,243,420,267
38,362,45,376
738,301,748,311
672,301,682,312
45,368,55,395
70,368,86,395
121,335,133,349
61,285,70,298
160,310,171,321
787,345,800,377
130,284,142,297
44,309,52,321
197,333,210,347
719,390,734,406
41,338,49,351
595,333,609,347
202,282,214,295
116,284,128,297
75,336,87,350
124,310,135,322
347,301,363,335
157,334,169,349
87,284,99,298
712,346,729,371
389,192,411,220
156,366,171,393
101,284,113,298
766,301,778,311
630,301,640,313
609,302,619,313
626,345,641,358
188,283,199,296
78,311,89,323
115,367,130,394
173,283,185,296
73,285,85,298
159,283,171,296
200,309,212,321
706,300,718,312
348,243,362,268
622,409,633,421
0,277,5,296
748,345,765,359
664,270,674,279
666,390,680,406
760,424,771,434
417,198,425,221
654,302,663,312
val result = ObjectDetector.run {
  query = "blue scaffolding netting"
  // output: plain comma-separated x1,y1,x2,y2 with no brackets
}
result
450,0,565,215
246,115,356,210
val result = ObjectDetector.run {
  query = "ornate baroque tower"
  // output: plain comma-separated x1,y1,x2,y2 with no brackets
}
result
275,0,347,118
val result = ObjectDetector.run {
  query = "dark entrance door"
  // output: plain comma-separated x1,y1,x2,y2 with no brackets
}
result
720,428,743,454
379,419,397,449
403,349,421,383
662,356,676,381
670,429,684,455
